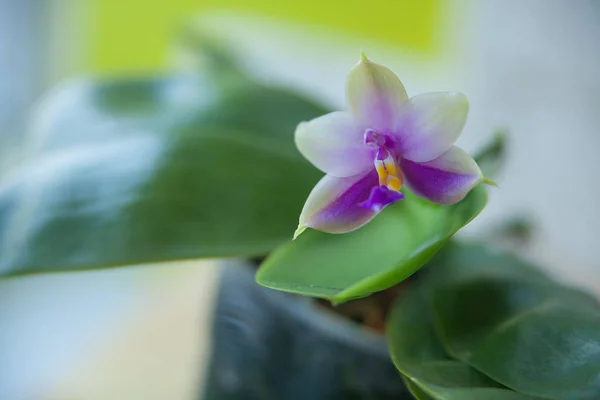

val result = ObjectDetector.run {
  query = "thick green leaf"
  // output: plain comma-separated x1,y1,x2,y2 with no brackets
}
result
432,276,600,400
388,280,537,400
402,375,435,400
256,185,487,303
393,242,600,400
423,242,550,286
0,74,328,276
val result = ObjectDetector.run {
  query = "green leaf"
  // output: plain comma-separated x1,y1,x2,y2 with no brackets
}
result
0,74,328,276
423,242,550,286
388,279,538,400
402,375,435,400
172,20,244,76
474,130,507,179
432,274,600,400
256,185,487,304
392,242,600,400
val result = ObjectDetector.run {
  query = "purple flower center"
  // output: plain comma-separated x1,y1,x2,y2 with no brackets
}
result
360,129,405,211
359,185,405,211
364,129,396,149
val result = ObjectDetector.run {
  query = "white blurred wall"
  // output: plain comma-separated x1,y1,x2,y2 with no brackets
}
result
0,0,45,174
469,0,600,291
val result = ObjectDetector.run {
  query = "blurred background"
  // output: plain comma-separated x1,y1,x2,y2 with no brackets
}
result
1,0,599,399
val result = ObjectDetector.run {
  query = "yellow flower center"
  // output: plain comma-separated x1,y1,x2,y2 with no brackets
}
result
374,151,404,192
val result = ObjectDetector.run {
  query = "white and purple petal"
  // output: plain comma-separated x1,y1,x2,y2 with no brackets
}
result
295,111,372,177
294,169,400,238
394,92,469,162
401,145,482,205
346,54,408,132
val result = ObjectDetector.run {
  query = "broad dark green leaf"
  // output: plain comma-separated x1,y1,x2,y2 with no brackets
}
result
432,275,600,400
0,74,328,276
397,242,600,400
256,185,487,304
402,375,435,400
388,279,537,400
423,242,550,286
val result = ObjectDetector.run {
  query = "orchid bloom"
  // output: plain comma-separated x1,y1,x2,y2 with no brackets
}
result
294,54,488,239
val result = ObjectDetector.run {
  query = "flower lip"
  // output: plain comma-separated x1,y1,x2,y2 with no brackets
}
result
363,130,405,194
359,185,404,211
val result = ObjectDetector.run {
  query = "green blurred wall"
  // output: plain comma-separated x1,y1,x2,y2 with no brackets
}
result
88,0,441,72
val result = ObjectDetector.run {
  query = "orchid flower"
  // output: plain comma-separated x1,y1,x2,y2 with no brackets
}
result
294,54,490,239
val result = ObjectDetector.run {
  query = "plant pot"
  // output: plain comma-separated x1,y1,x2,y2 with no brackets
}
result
200,259,410,400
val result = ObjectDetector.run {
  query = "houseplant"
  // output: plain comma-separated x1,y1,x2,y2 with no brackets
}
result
1,36,598,400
